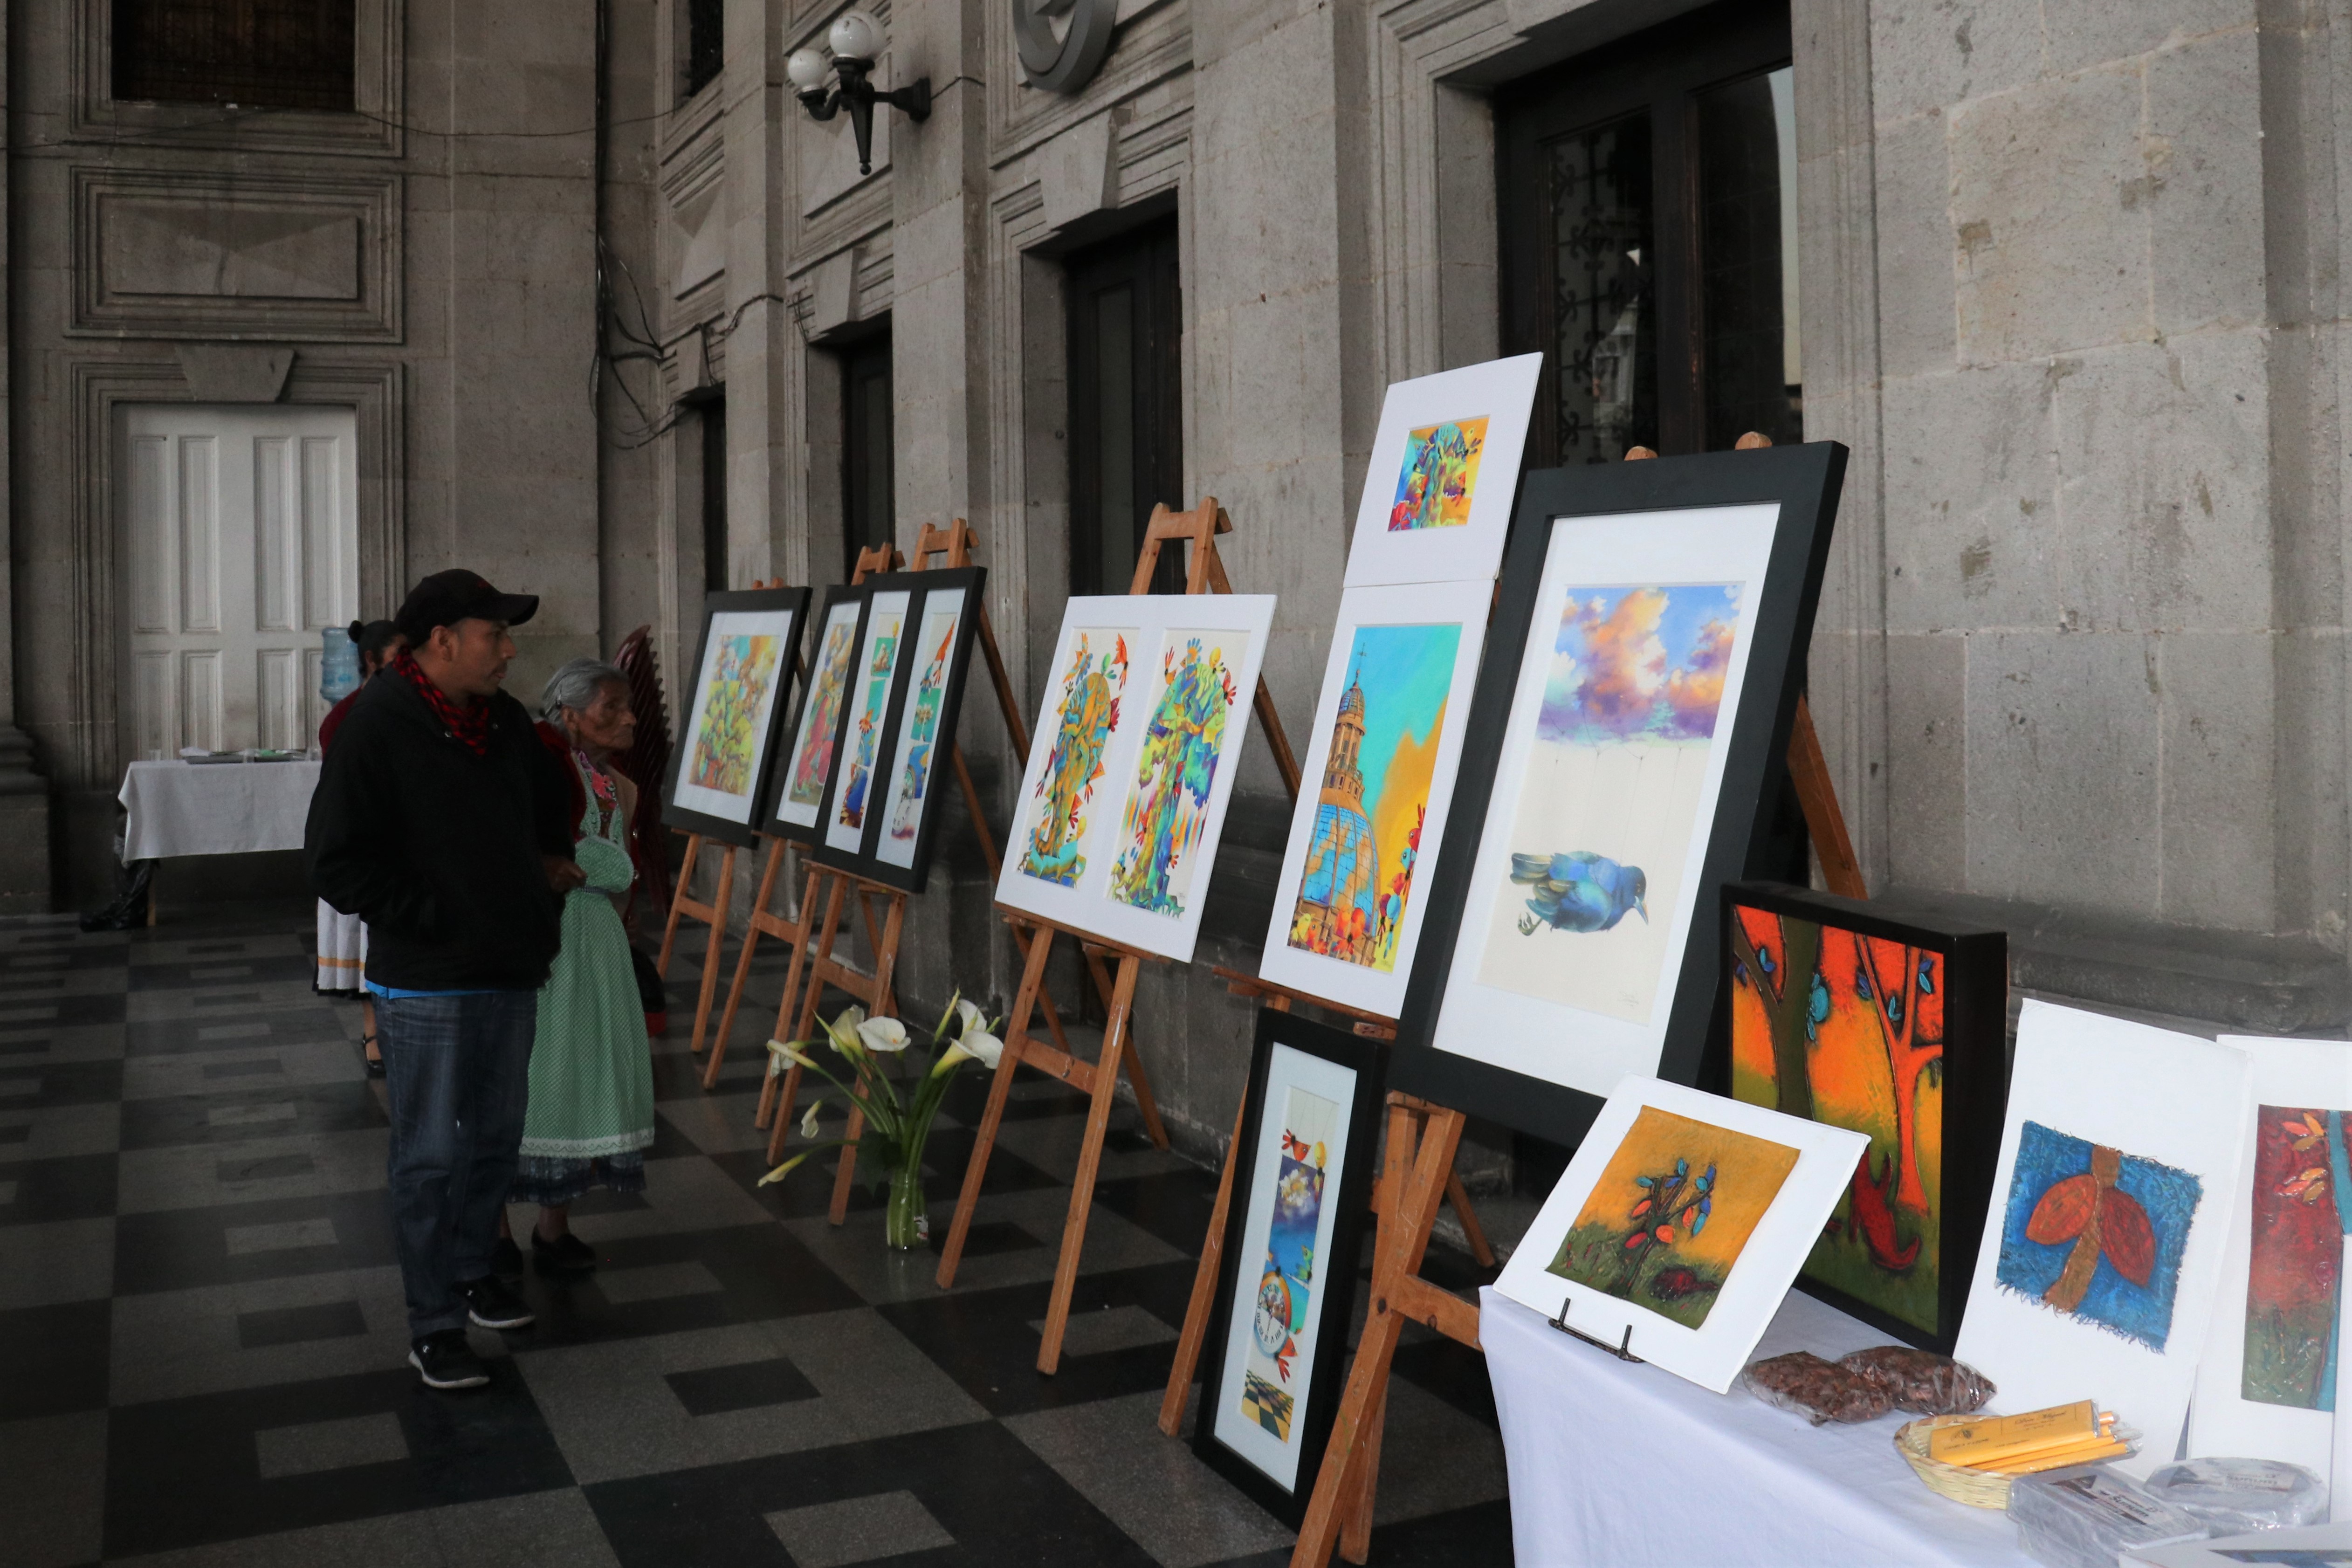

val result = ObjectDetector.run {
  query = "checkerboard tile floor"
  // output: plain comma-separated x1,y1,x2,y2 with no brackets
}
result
0,898,1513,1567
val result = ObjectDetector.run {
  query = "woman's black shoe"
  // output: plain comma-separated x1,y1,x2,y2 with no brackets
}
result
533,1230,598,1275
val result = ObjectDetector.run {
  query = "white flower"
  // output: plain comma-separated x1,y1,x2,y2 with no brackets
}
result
856,1016,910,1053
955,997,986,1038
935,989,963,1038
766,1038,817,1075
800,1100,823,1139
936,1029,1004,1074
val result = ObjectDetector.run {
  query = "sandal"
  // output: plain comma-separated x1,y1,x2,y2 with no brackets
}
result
362,1034,385,1079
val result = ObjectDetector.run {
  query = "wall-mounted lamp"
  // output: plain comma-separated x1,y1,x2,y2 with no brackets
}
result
788,10,930,176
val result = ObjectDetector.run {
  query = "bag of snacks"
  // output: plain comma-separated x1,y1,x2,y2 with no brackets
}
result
1740,1351,1894,1425
1838,1345,1996,1415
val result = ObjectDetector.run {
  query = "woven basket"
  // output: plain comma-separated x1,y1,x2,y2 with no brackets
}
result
1895,1416,2138,1510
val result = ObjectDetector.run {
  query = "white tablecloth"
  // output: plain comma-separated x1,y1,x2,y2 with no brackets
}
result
1482,1284,2040,1568
117,759,321,861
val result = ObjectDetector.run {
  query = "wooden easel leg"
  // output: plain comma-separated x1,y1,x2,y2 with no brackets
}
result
1012,921,1077,1059
704,839,784,1090
793,875,851,1041
828,1103,866,1224
1446,1170,1496,1269
656,832,701,977
763,1061,804,1165
936,926,1053,1288
765,875,848,1148
755,866,828,1128
827,892,904,1225
1037,954,1138,1376
688,846,736,1056
1339,1383,1387,1565
1789,694,1867,900
1291,1103,1465,1568
1158,1088,1250,1437
1084,946,1169,1150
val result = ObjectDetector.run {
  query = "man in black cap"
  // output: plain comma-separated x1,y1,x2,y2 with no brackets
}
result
307,570,585,1389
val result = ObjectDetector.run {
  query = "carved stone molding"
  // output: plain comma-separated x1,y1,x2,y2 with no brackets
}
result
63,357,403,789
71,165,404,343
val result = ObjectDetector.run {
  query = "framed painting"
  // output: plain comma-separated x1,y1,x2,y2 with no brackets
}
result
813,568,987,891
1724,882,2009,1354
1256,580,1490,1020
1953,1000,2252,1478
2188,1034,2352,1474
1193,1009,1386,1525
993,592,1277,962
1343,353,1543,588
1391,443,1846,1144
765,584,866,846
814,577,916,866
661,585,810,847
1492,1077,1867,1393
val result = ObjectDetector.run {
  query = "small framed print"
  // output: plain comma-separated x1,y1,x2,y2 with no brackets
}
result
1193,1010,1387,1525
813,577,916,866
1342,353,1543,588
813,567,986,891
766,584,867,846
662,586,811,847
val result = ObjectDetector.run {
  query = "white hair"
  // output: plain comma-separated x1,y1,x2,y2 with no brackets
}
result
540,657,626,723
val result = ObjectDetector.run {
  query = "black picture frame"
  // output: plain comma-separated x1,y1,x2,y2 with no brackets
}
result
1722,880,2009,1354
763,583,870,847
660,585,811,848
811,567,987,891
1193,1009,1387,1527
1391,442,1846,1145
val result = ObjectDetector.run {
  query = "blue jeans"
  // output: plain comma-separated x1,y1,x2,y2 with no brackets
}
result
377,991,536,1337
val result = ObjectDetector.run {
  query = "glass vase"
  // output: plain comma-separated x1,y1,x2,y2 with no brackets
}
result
884,1155,928,1250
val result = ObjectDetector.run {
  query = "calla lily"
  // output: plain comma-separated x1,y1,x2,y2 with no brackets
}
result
957,1029,1004,1070
800,1100,824,1139
935,988,963,1039
857,1016,911,1053
766,1037,818,1076
955,997,986,1038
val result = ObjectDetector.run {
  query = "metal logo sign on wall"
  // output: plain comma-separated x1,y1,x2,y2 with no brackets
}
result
1015,0,1117,93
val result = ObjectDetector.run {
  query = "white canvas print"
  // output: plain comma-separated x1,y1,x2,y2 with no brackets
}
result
1344,353,1542,588
2190,1036,2352,1473
1429,504,1780,1096
876,590,966,871
1257,581,1489,1020
1208,1043,1359,1492
1954,1000,2254,1479
996,593,1276,963
823,589,909,854
1493,1077,1866,1394
774,596,863,831
672,606,798,826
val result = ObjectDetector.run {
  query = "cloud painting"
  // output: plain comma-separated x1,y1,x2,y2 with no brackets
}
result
1540,586,1741,745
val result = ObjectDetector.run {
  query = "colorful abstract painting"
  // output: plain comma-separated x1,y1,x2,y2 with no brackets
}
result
1730,906,1946,1335
1995,1120,2204,1352
1287,624,1459,974
787,616,860,809
1239,1084,1339,1444
886,606,960,845
2242,1107,2351,1410
1110,632,1246,918
1387,418,1488,531
833,609,903,832
1475,584,1742,1024
1020,631,1131,887
1545,1104,1800,1330
687,634,781,795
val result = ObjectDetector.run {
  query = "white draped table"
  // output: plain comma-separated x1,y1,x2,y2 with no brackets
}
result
117,759,322,861
1481,1284,2041,1568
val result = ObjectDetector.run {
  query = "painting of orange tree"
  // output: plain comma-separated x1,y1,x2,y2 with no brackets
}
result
1730,904,1946,1334
1545,1105,1798,1329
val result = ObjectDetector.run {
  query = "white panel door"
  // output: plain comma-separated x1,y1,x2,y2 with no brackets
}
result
119,404,360,757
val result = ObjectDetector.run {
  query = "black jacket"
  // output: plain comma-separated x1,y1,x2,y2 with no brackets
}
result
305,673,574,991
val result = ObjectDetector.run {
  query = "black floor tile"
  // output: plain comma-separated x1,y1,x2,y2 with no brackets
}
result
0,992,125,1029
663,1355,820,1416
129,955,320,991
113,1190,400,1295
215,1150,317,1183
103,1361,574,1557
505,1222,863,1347
1202,1500,1515,1568
238,1300,371,1349
0,1151,119,1225
1092,1164,1222,1256
584,1420,1158,1568
127,1013,355,1057
876,1260,1199,1417
0,1059,124,1109
938,1220,1043,1259
0,1298,110,1418
119,1080,386,1150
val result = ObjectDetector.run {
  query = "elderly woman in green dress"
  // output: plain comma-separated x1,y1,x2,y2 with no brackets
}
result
505,657,656,1275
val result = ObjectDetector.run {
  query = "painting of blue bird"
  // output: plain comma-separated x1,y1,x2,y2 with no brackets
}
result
1510,851,1649,936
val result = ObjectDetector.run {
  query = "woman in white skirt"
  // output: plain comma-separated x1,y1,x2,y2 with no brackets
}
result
314,620,406,1075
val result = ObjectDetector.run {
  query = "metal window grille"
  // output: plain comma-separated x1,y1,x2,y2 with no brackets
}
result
112,0,357,112
684,0,723,99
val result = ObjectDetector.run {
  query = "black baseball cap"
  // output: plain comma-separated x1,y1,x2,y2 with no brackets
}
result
393,570,539,644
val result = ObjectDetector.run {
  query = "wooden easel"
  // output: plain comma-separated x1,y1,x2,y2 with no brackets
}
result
657,576,793,1057
1285,434,1867,1568
935,497,1300,1375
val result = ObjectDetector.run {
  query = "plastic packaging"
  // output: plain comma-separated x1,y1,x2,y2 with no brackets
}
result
1837,1346,1997,1415
2142,1458,2329,1533
2008,1466,2205,1568
1739,1351,1893,1425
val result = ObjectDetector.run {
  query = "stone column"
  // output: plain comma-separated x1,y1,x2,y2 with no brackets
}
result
0,0,48,913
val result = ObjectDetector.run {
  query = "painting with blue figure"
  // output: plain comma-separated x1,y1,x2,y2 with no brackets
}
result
1238,1084,1338,1445
1995,1119,2204,1353
1510,850,1647,935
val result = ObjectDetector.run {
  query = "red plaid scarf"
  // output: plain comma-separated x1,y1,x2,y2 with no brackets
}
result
392,648,491,756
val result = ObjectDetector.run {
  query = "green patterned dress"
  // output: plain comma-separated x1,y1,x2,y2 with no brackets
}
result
512,751,656,1205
